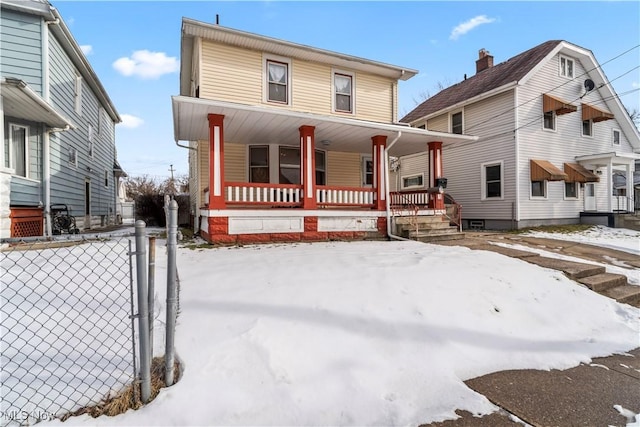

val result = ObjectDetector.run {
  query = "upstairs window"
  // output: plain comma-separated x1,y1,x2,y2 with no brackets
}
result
543,111,555,130
582,119,592,136
74,72,83,114
104,170,109,187
560,56,574,78
334,72,353,113
266,60,288,104
451,111,463,134
612,129,621,146
68,147,78,167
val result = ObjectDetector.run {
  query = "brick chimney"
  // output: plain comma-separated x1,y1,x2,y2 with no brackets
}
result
476,48,494,73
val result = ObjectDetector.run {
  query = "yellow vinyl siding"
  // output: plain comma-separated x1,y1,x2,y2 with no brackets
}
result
356,73,393,123
427,113,448,132
327,151,361,187
199,41,397,122
292,59,332,113
224,143,246,182
200,41,262,104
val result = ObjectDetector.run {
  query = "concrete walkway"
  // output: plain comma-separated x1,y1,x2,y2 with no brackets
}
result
421,232,640,427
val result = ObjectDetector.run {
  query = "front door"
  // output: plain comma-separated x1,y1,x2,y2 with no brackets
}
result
84,179,91,229
584,183,596,211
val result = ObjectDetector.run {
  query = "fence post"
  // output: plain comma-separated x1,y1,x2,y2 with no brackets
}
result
134,220,151,402
148,236,156,361
165,199,178,386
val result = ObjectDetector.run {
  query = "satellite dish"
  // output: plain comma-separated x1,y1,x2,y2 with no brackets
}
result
584,79,595,92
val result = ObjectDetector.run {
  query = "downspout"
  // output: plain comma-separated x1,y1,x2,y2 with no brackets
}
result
513,86,520,230
43,16,58,237
384,131,410,241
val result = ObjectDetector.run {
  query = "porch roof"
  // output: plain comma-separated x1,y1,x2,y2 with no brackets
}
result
172,96,478,157
1,78,74,129
575,152,640,167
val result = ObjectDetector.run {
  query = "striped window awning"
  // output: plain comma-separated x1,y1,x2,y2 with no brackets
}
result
543,94,577,115
564,163,600,183
582,103,614,122
530,159,568,181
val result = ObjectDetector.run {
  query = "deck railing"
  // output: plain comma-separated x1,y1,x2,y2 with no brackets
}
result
225,182,303,207
316,186,375,207
390,190,429,207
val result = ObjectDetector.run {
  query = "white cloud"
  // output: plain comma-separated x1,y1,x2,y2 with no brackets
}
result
112,50,179,79
119,114,144,129
80,45,93,55
632,81,639,89
450,15,496,40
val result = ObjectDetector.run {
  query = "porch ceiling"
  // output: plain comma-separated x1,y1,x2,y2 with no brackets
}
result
172,96,477,157
1,78,74,129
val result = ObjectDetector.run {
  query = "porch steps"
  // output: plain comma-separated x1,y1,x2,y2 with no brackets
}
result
603,285,640,306
577,273,628,292
395,215,464,242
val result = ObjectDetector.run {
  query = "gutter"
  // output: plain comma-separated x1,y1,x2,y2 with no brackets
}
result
383,131,411,242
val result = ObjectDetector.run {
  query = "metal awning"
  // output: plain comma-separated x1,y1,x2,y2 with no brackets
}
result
563,163,599,183
1,78,74,129
172,96,478,157
530,159,568,181
543,94,577,115
582,103,614,122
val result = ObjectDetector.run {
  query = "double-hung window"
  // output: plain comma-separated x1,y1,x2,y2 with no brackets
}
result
249,146,269,183
543,111,555,130
278,147,326,185
565,182,578,199
531,180,546,198
451,111,463,134
612,129,621,146
582,119,592,137
8,124,28,177
482,161,503,199
559,56,574,78
334,72,353,113
266,60,288,104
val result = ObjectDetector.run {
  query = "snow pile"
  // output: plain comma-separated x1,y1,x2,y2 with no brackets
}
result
523,225,640,255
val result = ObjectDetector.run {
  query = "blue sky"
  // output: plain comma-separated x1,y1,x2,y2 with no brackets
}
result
53,1,640,180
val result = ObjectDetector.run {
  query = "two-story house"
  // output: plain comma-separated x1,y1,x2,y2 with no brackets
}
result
1,0,122,238
400,40,640,230
172,18,476,244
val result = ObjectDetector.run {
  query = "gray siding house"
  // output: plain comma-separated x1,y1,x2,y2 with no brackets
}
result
1,0,122,238
401,41,640,230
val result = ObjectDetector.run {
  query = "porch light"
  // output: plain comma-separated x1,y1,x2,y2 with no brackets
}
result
320,139,331,147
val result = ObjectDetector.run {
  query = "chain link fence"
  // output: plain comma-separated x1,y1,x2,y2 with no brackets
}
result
1,234,136,426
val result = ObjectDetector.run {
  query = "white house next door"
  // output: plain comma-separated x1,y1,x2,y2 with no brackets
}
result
584,183,596,211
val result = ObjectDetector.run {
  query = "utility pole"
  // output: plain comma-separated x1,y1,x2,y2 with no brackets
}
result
168,164,176,195
169,164,175,181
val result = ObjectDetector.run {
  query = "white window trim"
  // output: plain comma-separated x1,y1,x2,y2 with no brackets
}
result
332,68,356,115
68,147,78,168
263,54,292,106
563,182,580,200
104,170,109,188
449,110,464,134
530,180,548,200
581,119,593,138
612,129,621,146
8,123,29,177
74,72,83,114
559,55,574,79
542,110,556,132
481,160,504,200
361,154,373,187
401,173,425,190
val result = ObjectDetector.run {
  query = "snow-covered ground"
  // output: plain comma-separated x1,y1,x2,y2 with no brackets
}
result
523,225,640,255
43,226,639,426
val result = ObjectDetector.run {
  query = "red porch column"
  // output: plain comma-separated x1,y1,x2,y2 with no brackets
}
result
299,125,317,209
208,114,226,209
428,141,444,210
372,135,387,210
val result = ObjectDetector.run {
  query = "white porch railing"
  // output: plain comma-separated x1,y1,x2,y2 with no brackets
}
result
225,182,303,206
316,186,375,207
390,191,429,206
613,195,635,213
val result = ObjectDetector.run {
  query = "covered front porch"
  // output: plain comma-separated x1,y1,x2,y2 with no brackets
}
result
172,96,476,244
575,152,638,214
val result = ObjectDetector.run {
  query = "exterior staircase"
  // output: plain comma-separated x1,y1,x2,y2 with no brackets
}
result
394,215,465,242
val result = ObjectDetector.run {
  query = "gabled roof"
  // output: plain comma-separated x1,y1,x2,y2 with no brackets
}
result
180,18,418,97
401,40,562,124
